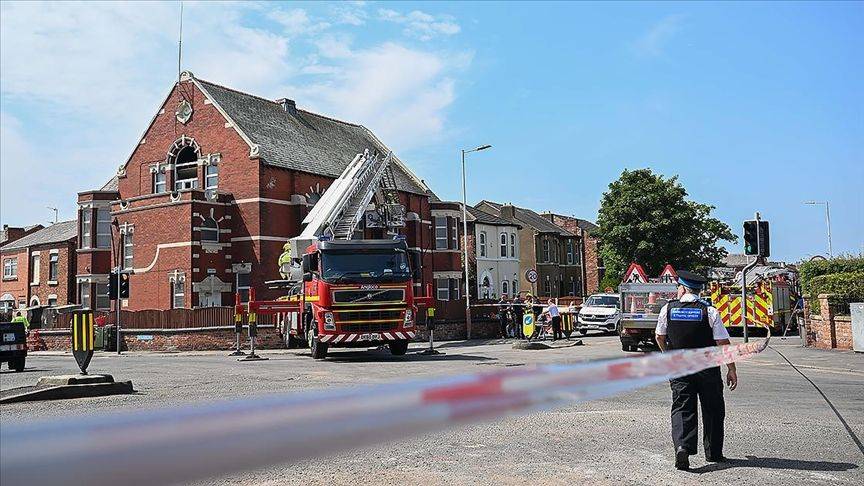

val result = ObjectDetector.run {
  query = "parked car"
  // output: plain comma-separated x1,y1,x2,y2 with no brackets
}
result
577,293,621,334
0,320,28,372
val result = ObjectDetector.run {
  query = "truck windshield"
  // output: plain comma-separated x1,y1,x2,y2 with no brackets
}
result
585,296,619,307
321,251,411,283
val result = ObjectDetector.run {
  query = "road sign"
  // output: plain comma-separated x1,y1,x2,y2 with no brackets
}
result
522,312,535,338
525,268,538,283
71,311,95,374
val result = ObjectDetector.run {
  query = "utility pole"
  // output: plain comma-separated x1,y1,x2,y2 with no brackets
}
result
460,144,491,339
804,201,833,258
46,207,58,224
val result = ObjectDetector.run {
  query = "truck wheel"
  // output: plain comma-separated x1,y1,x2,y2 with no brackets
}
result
286,333,300,349
308,328,328,359
389,340,409,356
11,357,25,372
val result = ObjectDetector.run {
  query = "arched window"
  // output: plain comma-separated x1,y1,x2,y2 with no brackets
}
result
512,279,518,294
481,276,491,298
201,218,219,243
168,137,201,190
30,296,40,307
479,232,487,257
500,233,507,258
510,233,516,258
502,280,509,296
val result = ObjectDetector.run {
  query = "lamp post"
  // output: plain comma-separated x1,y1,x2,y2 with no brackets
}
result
804,201,833,257
462,144,492,339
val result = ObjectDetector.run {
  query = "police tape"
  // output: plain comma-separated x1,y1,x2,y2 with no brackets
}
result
0,337,767,486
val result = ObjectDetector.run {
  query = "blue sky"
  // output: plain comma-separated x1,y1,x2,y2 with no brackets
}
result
1,1,861,262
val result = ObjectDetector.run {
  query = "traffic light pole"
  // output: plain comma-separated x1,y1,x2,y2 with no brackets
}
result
116,267,122,355
741,212,762,343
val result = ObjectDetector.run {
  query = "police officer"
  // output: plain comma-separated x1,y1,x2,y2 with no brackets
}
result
655,270,738,471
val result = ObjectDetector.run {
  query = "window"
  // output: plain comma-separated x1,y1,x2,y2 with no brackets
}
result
174,146,199,190
171,278,185,308
49,253,59,281
3,258,17,278
434,217,448,250
450,278,461,300
201,218,219,243
544,276,551,296
479,231,487,257
500,233,507,258
81,210,92,249
566,240,574,264
237,272,251,303
79,283,91,309
47,296,57,307
122,232,134,270
553,240,559,263
152,168,166,194
436,278,449,301
30,254,40,284
96,208,111,248
95,283,110,310
205,164,219,190
451,218,459,249
510,233,516,258
513,279,518,294
502,280,509,296
542,239,550,262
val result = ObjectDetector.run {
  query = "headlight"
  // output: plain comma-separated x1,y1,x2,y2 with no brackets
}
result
403,309,414,327
324,312,335,330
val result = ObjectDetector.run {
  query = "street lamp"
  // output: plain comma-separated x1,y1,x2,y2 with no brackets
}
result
804,201,833,257
462,144,492,339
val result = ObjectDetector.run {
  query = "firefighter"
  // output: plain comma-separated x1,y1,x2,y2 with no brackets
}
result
655,270,738,471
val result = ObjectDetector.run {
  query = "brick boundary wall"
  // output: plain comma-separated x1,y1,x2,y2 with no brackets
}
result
415,319,500,341
32,326,283,352
804,294,853,351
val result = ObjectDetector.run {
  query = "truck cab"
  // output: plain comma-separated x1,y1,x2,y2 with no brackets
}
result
288,238,419,359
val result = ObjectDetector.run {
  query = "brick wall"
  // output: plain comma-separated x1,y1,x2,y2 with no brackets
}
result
416,319,499,341
804,294,853,351
28,241,77,307
34,326,283,352
1,248,28,308
584,236,600,294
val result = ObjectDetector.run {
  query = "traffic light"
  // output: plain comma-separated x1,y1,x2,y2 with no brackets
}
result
758,221,770,258
109,271,118,299
743,221,758,256
119,273,130,299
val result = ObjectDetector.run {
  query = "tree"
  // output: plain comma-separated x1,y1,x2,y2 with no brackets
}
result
596,169,736,281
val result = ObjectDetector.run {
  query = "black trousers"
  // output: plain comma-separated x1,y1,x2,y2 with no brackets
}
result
551,315,562,340
499,318,508,337
670,366,725,457
514,313,524,338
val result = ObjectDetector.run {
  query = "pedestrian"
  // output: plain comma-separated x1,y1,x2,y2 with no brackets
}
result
655,270,737,471
512,295,525,339
546,299,562,341
497,295,509,338
11,310,30,332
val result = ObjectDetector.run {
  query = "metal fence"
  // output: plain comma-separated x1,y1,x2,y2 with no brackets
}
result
50,307,276,330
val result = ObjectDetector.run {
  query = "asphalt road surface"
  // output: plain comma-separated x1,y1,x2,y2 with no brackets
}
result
2,334,862,485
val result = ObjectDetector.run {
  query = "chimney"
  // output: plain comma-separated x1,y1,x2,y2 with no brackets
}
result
276,98,297,116
500,204,516,220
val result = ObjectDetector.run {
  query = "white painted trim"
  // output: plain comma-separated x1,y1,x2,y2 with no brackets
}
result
230,236,288,242
232,197,307,206
133,242,193,274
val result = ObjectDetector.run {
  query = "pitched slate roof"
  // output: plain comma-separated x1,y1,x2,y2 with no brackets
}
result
195,79,429,195
465,205,520,228
1,220,77,251
478,201,575,236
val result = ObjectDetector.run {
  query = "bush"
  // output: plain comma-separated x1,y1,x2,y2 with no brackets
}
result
809,271,864,315
599,274,621,294
798,256,864,297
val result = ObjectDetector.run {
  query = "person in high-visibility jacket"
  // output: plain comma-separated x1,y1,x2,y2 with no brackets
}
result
11,311,30,331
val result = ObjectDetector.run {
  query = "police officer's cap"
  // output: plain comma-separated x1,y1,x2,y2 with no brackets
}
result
676,270,707,290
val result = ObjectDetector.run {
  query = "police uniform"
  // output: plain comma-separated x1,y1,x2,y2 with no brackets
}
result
655,270,730,469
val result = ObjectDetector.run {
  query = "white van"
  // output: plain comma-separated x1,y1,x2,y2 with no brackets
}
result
577,293,620,334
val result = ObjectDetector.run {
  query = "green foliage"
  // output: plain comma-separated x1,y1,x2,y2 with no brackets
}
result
599,274,621,293
595,169,737,281
798,255,864,297
809,271,864,313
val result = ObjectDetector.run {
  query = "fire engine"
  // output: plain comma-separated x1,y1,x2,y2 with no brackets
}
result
237,150,431,359
709,271,795,334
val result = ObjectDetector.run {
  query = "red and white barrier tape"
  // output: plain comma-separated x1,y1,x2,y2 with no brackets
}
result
0,338,767,486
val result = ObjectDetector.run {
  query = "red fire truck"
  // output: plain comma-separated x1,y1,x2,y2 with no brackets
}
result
237,151,431,359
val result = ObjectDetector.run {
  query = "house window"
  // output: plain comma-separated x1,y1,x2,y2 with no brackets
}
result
201,218,219,243
95,283,110,310
47,296,57,307
553,240,559,263
81,210,92,249
205,164,219,190
174,146,199,190
450,278,460,300
30,254,40,284
542,239,550,262
171,278,185,309
153,168,167,194
544,276,551,296
236,272,251,303
434,217,448,250
122,232,134,270
502,280,509,296
49,253,59,281
436,278,449,301
510,233,516,258
566,240,574,264
513,279,518,294
79,283,91,309
3,258,17,278
450,218,459,249
478,231,487,257
96,208,112,249
500,233,507,258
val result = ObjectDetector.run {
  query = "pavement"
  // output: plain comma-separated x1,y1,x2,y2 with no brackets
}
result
1,334,862,485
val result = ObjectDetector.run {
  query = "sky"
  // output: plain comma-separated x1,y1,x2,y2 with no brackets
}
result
1,1,862,262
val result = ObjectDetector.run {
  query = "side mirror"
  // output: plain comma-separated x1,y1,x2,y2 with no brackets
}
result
408,250,421,281
301,253,312,274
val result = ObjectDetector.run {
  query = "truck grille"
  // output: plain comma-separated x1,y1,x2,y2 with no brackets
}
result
340,322,399,333
336,310,401,322
333,289,405,304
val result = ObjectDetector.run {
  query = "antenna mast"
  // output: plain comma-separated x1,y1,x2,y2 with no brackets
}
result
177,1,184,82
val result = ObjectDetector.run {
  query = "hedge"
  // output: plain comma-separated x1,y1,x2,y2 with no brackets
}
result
808,271,864,315
798,256,864,297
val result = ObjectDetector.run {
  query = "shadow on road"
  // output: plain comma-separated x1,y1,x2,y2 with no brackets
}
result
0,368,50,374
691,455,859,474
324,349,496,363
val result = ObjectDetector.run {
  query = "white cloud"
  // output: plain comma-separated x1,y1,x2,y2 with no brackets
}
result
377,8,461,41
631,14,686,58
268,8,330,35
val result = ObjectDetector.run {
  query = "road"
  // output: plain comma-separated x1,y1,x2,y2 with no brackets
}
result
2,334,862,485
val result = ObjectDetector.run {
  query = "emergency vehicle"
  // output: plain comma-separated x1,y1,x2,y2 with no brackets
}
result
708,272,794,334
237,151,431,359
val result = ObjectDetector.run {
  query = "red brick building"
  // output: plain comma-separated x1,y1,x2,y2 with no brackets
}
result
76,72,436,312
538,213,602,295
1,221,78,312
